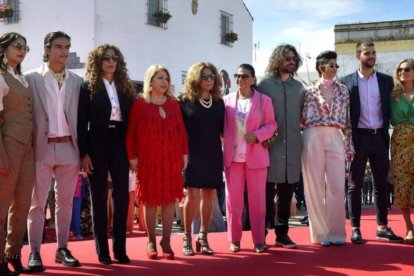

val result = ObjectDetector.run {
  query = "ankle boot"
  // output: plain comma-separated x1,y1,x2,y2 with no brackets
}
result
195,230,213,255
182,231,194,256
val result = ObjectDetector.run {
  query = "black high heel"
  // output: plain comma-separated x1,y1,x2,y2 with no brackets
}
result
195,230,213,255
183,231,194,256
8,254,32,274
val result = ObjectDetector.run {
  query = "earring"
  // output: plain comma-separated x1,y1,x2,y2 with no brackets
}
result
2,55,8,65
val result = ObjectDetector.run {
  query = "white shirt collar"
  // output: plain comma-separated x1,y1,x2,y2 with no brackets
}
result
357,70,377,80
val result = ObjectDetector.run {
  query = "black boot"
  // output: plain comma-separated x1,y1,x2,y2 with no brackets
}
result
0,258,19,276
7,254,32,274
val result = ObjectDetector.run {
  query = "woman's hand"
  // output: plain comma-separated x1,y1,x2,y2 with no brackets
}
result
244,132,258,144
129,158,138,173
183,155,188,171
81,154,94,174
0,153,12,176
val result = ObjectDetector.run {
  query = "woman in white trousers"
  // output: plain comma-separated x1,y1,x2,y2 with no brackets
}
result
301,50,354,246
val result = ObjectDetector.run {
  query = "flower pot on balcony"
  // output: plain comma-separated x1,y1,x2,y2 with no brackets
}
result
0,5,13,19
225,32,238,43
153,10,172,24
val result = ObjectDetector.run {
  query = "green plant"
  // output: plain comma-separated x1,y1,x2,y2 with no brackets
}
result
225,32,238,43
153,10,172,24
0,5,13,19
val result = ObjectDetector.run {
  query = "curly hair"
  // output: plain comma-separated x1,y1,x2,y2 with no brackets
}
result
84,44,136,98
265,44,302,78
181,62,223,102
0,32,27,74
142,64,175,103
391,58,414,101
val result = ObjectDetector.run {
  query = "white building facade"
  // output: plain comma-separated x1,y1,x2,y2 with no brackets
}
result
0,0,253,92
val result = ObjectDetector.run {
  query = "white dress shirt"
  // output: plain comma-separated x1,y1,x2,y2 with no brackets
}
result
357,70,383,129
103,78,122,121
41,65,71,138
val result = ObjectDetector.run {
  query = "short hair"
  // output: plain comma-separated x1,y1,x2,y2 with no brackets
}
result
315,50,337,77
265,43,302,78
43,31,71,62
237,63,257,87
181,62,222,102
142,64,175,103
0,32,27,75
356,41,375,53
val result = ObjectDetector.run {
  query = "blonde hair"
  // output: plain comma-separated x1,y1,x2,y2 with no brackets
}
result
391,58,414,101
181,62,222,102
142,64,175,103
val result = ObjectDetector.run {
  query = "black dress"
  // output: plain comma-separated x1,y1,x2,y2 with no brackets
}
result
179,97,225,189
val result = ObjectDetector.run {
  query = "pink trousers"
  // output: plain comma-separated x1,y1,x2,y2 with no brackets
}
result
225,162,267,245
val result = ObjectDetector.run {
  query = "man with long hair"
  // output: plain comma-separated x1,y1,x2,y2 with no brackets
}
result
257,44,305,249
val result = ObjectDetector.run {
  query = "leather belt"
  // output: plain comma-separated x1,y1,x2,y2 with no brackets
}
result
48,136,72,143
357,128,384,135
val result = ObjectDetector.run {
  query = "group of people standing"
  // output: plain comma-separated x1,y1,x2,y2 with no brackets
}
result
0,29,413,276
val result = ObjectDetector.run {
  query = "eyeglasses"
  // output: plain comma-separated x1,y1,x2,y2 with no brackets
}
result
102,55,119,62
10,43,30,53
284,56,298,63
326,64,340,69
201,74,216,81
234,74,251,80
397,67,412,73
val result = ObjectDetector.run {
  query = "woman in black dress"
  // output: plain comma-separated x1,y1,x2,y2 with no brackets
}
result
180,62,224,256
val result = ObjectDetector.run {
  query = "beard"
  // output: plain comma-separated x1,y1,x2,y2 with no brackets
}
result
361,58,376,68
279,64,295,74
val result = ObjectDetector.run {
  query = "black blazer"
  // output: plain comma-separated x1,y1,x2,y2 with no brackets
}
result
340,71,393,149
77,81,134,159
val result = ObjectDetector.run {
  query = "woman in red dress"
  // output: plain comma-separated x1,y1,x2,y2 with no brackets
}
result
126,64,188,260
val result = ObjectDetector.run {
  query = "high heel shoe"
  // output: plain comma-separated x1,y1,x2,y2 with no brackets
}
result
147,241,158,260
195,230,213,255
160,240,174,260
230,241,241,252
7,254,33,273
183,231,194,256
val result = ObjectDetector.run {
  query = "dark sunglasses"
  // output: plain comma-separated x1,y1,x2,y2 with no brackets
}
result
11,43,30,53
326,64,340,69
397,67,412,73
102,55,119,62
234,74,251,80
285,56,298,63
201,74,216,81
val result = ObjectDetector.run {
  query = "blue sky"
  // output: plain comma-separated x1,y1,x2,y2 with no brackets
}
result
243,0,414,76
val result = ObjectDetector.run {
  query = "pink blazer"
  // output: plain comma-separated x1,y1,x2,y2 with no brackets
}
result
223,89,277,169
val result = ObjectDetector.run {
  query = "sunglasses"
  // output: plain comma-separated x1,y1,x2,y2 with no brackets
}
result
397,67,412,73
326,64,340,69
234,74,251,80
285,56,298,63
11,43,30,53
201,74,216,81
102,55,119,62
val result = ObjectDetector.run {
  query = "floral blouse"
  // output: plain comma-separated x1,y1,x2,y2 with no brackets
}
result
301,80,354,155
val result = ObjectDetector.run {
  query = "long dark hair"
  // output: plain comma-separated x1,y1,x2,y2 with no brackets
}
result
0,32,27,74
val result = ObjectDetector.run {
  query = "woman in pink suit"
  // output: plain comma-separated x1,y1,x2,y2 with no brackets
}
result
223,64,277,253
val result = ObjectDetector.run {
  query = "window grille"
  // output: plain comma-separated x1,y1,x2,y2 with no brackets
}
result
220,11,234,46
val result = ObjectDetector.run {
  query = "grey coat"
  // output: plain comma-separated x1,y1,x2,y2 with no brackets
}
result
257,76,305,184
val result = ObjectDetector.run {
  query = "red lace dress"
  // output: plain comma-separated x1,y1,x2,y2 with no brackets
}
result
126,97,188,206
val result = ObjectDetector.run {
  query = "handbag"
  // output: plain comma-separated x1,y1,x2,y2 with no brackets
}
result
259,94,278,149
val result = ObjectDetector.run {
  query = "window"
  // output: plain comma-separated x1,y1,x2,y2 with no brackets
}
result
1,0,19,24
220,11,234,46
147,0,170,29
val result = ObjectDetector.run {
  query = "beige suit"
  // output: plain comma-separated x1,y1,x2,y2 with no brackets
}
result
0,71,34,258
26,65,83,252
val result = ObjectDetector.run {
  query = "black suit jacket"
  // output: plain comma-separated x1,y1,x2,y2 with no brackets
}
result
340,71,393,149
77,81,134,159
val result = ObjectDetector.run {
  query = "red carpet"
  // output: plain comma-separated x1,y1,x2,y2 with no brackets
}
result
21,208,414,276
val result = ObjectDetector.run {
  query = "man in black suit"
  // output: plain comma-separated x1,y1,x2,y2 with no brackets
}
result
341,41,403,244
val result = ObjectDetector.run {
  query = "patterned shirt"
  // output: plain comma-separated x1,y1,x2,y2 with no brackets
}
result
301,80,354,154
